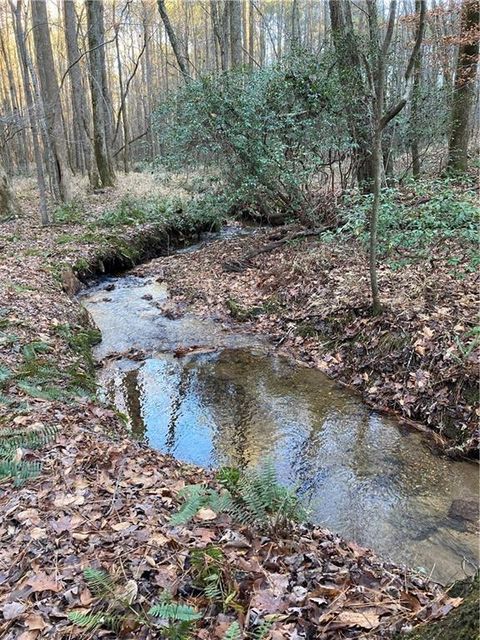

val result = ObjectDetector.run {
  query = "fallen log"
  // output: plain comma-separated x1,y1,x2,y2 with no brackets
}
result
223,227,330,272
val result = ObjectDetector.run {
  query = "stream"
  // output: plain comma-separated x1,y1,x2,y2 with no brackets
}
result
80,235,479,586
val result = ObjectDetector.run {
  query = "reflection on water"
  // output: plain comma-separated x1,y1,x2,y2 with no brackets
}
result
82,276,479,585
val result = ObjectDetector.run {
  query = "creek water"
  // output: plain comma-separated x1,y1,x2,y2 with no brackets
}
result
80,248,479,586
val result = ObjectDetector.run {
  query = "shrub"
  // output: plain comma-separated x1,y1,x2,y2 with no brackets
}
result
153,50,351,226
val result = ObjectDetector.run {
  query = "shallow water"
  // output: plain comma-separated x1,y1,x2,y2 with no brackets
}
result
81,272,479,585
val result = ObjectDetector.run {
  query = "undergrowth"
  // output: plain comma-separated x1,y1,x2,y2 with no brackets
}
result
170,461,306,535
68,566,273,639
336,177,479,267
0,423,57,485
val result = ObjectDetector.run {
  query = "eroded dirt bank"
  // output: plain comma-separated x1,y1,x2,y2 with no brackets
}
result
138,226,479,456
0,179,476,638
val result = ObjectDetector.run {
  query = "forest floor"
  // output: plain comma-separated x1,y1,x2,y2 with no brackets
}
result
0,174,476,639
140,223,479,456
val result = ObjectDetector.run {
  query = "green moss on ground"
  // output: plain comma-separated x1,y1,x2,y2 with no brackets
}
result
401,574,479,640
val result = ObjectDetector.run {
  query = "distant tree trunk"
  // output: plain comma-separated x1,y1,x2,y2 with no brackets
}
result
114,22,130,172
447,0,479,173
329,0,374,192
0,161,18,220
259,7,266,67
86,0,116,187
157,0,190,81
10,0,49,224
291,0,301,48
230,0,243,67
63,0,95,183
31,0,73,202
248,0,255,68
0,28,28,172
411,54,422,177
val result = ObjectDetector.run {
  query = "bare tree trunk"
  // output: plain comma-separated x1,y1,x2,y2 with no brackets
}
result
114,22,130,172
329,0,374,192
291,0,301,48
157,0,190,81
86,0,116,187
10,0,49,224
0,160,18,220
63,0,96,183
447,0,479,173
411,0,423,178
366,0,426,314
222,0,231,70
31,0,73,202
230,0,243,67
248,0,255,68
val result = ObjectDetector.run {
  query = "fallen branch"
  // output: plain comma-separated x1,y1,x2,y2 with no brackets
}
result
223,227,331,272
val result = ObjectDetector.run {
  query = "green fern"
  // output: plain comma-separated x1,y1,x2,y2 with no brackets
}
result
168,484,211,525
0,365,12,386
169,462,305,534
0,460,41,485
83,567,116,598
252,620,273,639
148,602,202,622
68,611,121,632
0,424,56,485
224,461,306,533
0,425,57,456
223,621,242,639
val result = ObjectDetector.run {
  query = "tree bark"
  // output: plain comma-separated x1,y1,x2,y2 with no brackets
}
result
230,0,243,67
31,0,73,202
63,0,96,182
447,0,479,173
0,161,18,220
329,0,374,192
10,0,49,224
157,0,190,81
85,0,116,188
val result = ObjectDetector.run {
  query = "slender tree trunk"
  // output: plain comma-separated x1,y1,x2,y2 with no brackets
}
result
221,1,231,70
248,0,255,68
114,23,130,172
411,0,423,178
157,0,190,81
63,0,95,182
447,0,479,173
230,0,243,67
0,161,18,220
31,0,73,202
369,124,383,315
329,0,374,192
86,0,116,187
10,0,49,224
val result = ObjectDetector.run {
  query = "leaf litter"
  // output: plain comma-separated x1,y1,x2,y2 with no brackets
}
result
0,178,472,638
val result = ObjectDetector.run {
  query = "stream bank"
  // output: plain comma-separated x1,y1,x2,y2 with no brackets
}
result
0,178,477,638
82,269,479,587
136,225,479,457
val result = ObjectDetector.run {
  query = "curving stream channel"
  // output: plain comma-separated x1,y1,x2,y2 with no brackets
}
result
80,237,479,586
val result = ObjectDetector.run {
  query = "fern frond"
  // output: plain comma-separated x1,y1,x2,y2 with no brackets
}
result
22,341,51,361
16,380,65,401
148,603,202,622
83,567,115,598
252,620,273,639
0,365,12,386
0,424,57,454
68,611,122,632
223,621,242,640
0,460,41,485
168,485,209,525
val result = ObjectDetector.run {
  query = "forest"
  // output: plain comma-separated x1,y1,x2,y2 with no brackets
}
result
0,1,479,639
